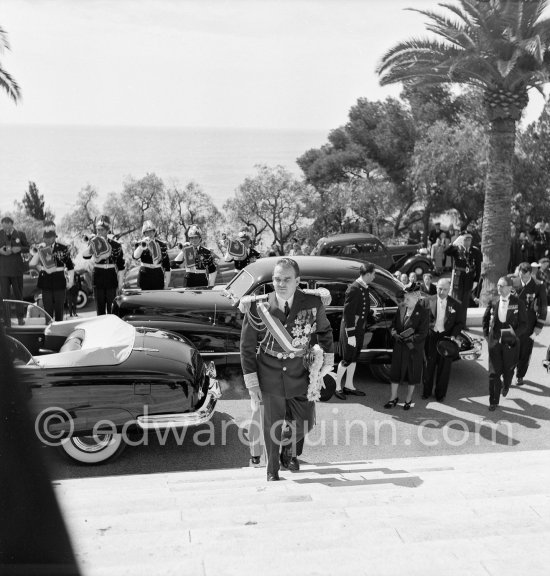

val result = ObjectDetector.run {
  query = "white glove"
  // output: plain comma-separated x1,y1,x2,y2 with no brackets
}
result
249,387,263,410
347,336,356,348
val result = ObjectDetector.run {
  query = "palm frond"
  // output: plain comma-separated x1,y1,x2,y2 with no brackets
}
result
438,2,475,28
0,68,21,103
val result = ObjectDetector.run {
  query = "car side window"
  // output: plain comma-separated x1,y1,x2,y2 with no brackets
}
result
314,282,348,307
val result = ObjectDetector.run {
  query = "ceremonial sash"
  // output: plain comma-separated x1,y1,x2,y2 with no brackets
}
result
256,301,302,353
148,240,162,264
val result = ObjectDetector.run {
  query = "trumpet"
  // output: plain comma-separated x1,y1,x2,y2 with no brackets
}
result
83,234,95,243
30,242,46,254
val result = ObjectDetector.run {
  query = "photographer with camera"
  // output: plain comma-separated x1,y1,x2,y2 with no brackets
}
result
385,285,429,411
133,220,171,290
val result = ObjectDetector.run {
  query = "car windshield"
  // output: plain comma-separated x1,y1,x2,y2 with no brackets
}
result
6,336,37,366
223,269,255,302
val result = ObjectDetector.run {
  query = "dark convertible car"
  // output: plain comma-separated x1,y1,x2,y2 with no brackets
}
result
113,256,481,382
7,315,221,465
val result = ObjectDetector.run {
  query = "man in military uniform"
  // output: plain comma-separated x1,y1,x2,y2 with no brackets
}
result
482,276,527,411
225,228,261,270
82,215,125,315
530,222,549,262
174,225,217,288
422,278,463,402
444,232,482,326
0,216,30,325
515,262,547,386
334,262,376,400
536,256,550,298
28,222,75,321
240,258,334,481
133,220,171,290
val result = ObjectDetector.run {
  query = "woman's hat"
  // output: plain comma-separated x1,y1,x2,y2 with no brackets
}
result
142,220,156,233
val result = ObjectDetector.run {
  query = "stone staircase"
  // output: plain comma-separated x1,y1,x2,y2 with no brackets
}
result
55,450,550,576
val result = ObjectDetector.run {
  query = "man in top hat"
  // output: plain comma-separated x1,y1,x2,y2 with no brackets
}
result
0,216,30,325
422,278,463,402
482,275,527,410
240,258,334,481
28,222,75,321
133,220,171,290
174,225,217,288
82,215,125,315
225,227,261,270
444,231,482,326
334,262,376,400
514,262,547,386
530,222,549,262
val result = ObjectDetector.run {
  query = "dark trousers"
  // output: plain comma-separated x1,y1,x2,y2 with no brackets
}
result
423,331,452,400
262,393,314,475
94,287,117,315
516,332,534,379
42,289,66,321
184,271,208,288
488,341,518,405
0,276,24,320
138,267,164,290
454,287,471,326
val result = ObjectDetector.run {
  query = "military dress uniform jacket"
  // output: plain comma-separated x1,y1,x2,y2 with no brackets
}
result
83,238,125,289
133,239,171,272
516,278,547,335
0,229,30,277
240,290,334,399
482,294,527,346
423,295,464,337
36,243,75,290
444,244,482,293
176,244,217,274
342,280,373,337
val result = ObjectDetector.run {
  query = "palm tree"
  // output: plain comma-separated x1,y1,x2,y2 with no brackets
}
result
377,0,550,302
0,25,21,103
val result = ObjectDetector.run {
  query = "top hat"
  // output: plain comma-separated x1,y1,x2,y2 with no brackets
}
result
436,338,460,360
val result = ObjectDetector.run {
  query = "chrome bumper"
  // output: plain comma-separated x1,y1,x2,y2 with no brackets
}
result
136,378,221,430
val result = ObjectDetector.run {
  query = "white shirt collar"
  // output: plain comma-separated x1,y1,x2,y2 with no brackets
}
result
276,293,294,311
437,297,447,306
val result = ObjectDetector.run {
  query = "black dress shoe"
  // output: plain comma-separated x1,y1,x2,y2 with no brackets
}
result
334,390,346,400
249,456,261,467
421,394,430,400
502,385,510,397
516,377,524,386
280,446,291,469
488,404,497,412
267,472,280,481
384,398,399,409
343,387,366,396
287,457,300,472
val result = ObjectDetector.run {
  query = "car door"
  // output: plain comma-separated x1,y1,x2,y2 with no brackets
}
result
2,300,51,355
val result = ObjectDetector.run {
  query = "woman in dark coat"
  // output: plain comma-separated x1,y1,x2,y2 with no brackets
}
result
385,286,429,410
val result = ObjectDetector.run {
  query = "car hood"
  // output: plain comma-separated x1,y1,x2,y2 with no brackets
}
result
114,288,236,313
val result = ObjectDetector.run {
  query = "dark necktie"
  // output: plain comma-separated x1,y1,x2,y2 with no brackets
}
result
284,301,290,318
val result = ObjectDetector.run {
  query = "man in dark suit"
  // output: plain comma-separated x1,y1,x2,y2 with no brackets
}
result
515,262,547,386
422,278,463,402
240,258,334,481
444,232,482,326
0,216,30,325
482,275,527,411
334,262,376,400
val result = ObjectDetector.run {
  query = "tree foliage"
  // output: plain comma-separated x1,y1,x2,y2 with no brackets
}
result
224,165,310,253
20,181,54,221
0,25,21,103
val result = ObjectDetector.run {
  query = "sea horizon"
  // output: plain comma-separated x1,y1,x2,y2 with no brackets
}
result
0,123,328,220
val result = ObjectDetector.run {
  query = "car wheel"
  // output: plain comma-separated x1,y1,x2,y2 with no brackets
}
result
370,363,391,383
75,289,88,309
414,264,428,277
59,433,126,464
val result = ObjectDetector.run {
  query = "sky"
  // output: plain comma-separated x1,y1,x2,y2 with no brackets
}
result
1,0,548,131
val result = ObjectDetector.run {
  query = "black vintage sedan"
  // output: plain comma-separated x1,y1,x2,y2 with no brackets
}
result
7,314,221,465
112,256,481,382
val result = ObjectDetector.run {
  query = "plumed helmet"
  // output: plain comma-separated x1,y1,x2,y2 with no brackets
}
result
188,225,202,238
97,215,111,230
43,221,57,238
238,227,252,240
142,220,156,233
